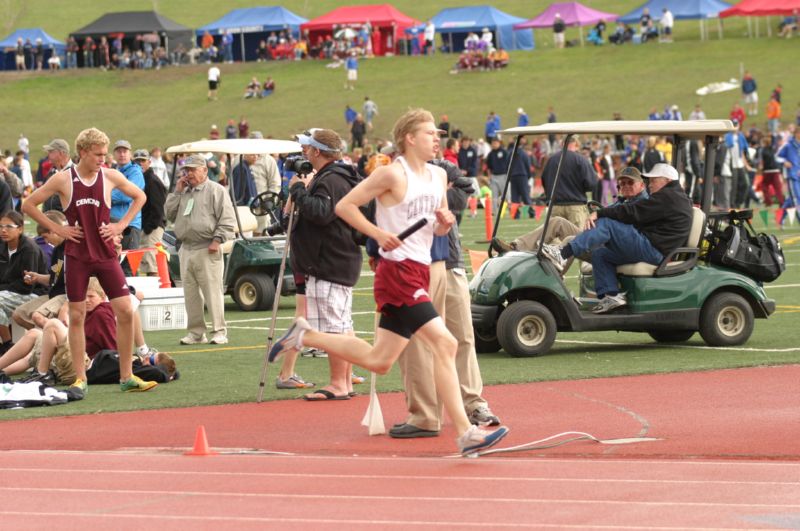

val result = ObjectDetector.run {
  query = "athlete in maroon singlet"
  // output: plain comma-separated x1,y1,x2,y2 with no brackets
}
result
22,127,156,395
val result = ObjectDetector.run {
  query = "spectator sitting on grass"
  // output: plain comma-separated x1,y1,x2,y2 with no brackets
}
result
0,277,175,385
244,77,260,99
260,76,275,97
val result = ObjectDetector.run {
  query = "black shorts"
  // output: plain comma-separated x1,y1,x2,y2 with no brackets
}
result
209,80,219,90
378,302,438,339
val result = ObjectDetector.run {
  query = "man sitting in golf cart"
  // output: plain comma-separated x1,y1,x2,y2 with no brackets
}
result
492,166,648,265
540,163,693,314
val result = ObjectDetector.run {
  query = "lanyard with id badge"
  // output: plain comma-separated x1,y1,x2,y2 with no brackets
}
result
183,196,195,216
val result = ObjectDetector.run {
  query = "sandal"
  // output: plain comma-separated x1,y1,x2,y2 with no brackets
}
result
303,389,350,401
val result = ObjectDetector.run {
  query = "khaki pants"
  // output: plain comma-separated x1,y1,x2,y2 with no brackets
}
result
514,216,581,251
179,246,226,338
139,227,165,274
397,262,487,431
550,204,589,231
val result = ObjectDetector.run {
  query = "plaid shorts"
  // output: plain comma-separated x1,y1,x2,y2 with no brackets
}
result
305,276,353,334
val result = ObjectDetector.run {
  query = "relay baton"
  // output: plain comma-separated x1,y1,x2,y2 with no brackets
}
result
397,218,428,241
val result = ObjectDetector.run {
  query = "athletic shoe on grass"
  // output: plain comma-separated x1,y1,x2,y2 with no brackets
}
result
456,425,509,456
209,333,228,345
268,317,311,363
180,334,208,345
120,375,158,392
276,374,315,389
20,369,57,386
468,405,501,426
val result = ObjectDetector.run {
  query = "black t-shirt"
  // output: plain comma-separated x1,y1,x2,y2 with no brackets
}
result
48,242,66,297
553,20,566,33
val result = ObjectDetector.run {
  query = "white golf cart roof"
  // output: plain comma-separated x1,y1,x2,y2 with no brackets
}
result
502,120,735,140
166,138,302,155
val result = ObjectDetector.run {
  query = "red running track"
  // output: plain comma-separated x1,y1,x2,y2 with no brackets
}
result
1,366,799,529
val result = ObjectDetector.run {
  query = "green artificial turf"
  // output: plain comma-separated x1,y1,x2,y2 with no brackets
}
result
3,210,798,420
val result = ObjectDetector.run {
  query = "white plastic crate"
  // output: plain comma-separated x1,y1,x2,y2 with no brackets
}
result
138,297,187,331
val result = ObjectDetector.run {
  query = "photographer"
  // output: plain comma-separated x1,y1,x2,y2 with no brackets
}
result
279,129,363,401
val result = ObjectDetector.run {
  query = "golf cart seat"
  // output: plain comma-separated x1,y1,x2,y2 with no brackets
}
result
221,206,259,254
616,207,705,277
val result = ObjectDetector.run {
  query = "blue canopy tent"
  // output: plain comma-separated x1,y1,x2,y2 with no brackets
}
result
0,28,65,70
619,0,732,39
197,6,307,62
411,5,534,53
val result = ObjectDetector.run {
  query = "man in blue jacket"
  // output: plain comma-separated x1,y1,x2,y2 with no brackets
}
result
778,127,800,225
111,140,144,275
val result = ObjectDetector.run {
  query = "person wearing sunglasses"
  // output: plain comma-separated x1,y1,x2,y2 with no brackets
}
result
0,210,48,353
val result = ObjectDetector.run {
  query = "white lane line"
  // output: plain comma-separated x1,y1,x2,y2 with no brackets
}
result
0,469,796,485
554,339,800,353
0,511,742,529
0,487,797,510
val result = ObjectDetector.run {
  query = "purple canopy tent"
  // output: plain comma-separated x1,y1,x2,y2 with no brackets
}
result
514,1,618,46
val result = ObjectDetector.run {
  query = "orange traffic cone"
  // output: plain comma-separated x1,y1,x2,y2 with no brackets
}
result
155,243,172,288
184,425,218,456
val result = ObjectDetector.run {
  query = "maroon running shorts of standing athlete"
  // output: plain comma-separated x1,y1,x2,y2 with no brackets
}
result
65,256,130,302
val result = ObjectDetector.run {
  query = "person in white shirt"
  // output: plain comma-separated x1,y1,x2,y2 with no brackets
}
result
423,21,435,55
149,147,169,189
18,134,29,159
207,65,221,101
688,104,706,121
660,8,674,42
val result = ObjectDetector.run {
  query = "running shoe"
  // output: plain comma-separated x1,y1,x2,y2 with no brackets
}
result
540,243,567,273
351,372,366,385
180,334,208,345
268,317,311,363
209,333,228,345
456,425,510,456
468,405,501,426
120,375,158,392
276,374,315,389
591,293,627,314
20,369,57,386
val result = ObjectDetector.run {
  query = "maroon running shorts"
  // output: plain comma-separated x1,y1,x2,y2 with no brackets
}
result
65,255,130,302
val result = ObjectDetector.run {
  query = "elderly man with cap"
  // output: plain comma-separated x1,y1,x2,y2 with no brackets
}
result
41,139,74,212
133,149,167,276
165,154,236,345
111,140,145,275
541,163,693,313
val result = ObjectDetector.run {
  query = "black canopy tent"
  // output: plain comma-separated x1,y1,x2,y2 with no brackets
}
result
70,11,193,66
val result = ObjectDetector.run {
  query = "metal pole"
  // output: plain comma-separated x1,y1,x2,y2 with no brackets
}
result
257,207,295,402
240,31,245,61
536,133,573,260
701,135,718,214
487,135,521,254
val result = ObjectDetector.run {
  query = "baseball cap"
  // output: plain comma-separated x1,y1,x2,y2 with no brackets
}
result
43,138,69,153
642,163,679,181
113,139,132,151
617,166,643,182
132,149,150,161
182,154,207,168
295,129,340,152
517,107,525,114
249,131,264,139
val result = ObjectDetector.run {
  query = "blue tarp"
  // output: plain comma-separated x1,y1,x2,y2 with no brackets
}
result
0,28,65,70
197,6,307,61
411,5,534,52
620,0,732,22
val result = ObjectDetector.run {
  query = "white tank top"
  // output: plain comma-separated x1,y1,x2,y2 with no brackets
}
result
376,156,442,264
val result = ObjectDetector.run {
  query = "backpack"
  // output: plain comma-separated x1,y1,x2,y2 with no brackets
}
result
707,211,785,282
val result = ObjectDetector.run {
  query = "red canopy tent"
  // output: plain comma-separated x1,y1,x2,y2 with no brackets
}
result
301,4,420,55
720,0,800,17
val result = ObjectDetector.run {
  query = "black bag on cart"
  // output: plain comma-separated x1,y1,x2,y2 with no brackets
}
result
707,210,785,282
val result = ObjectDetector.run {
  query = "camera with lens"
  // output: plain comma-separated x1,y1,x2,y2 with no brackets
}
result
285,155,313,175
265,209,290,236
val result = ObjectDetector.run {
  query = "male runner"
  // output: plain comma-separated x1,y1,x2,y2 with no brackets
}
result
270,109,508,455
23,127,157,396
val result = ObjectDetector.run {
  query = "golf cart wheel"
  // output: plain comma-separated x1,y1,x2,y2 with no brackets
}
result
699,292,754,346
497,301,556,357
474,327,501,354
647,330,695,343
233,273,275,312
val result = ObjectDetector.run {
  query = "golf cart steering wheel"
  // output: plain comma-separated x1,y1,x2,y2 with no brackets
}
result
250,191,285,224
